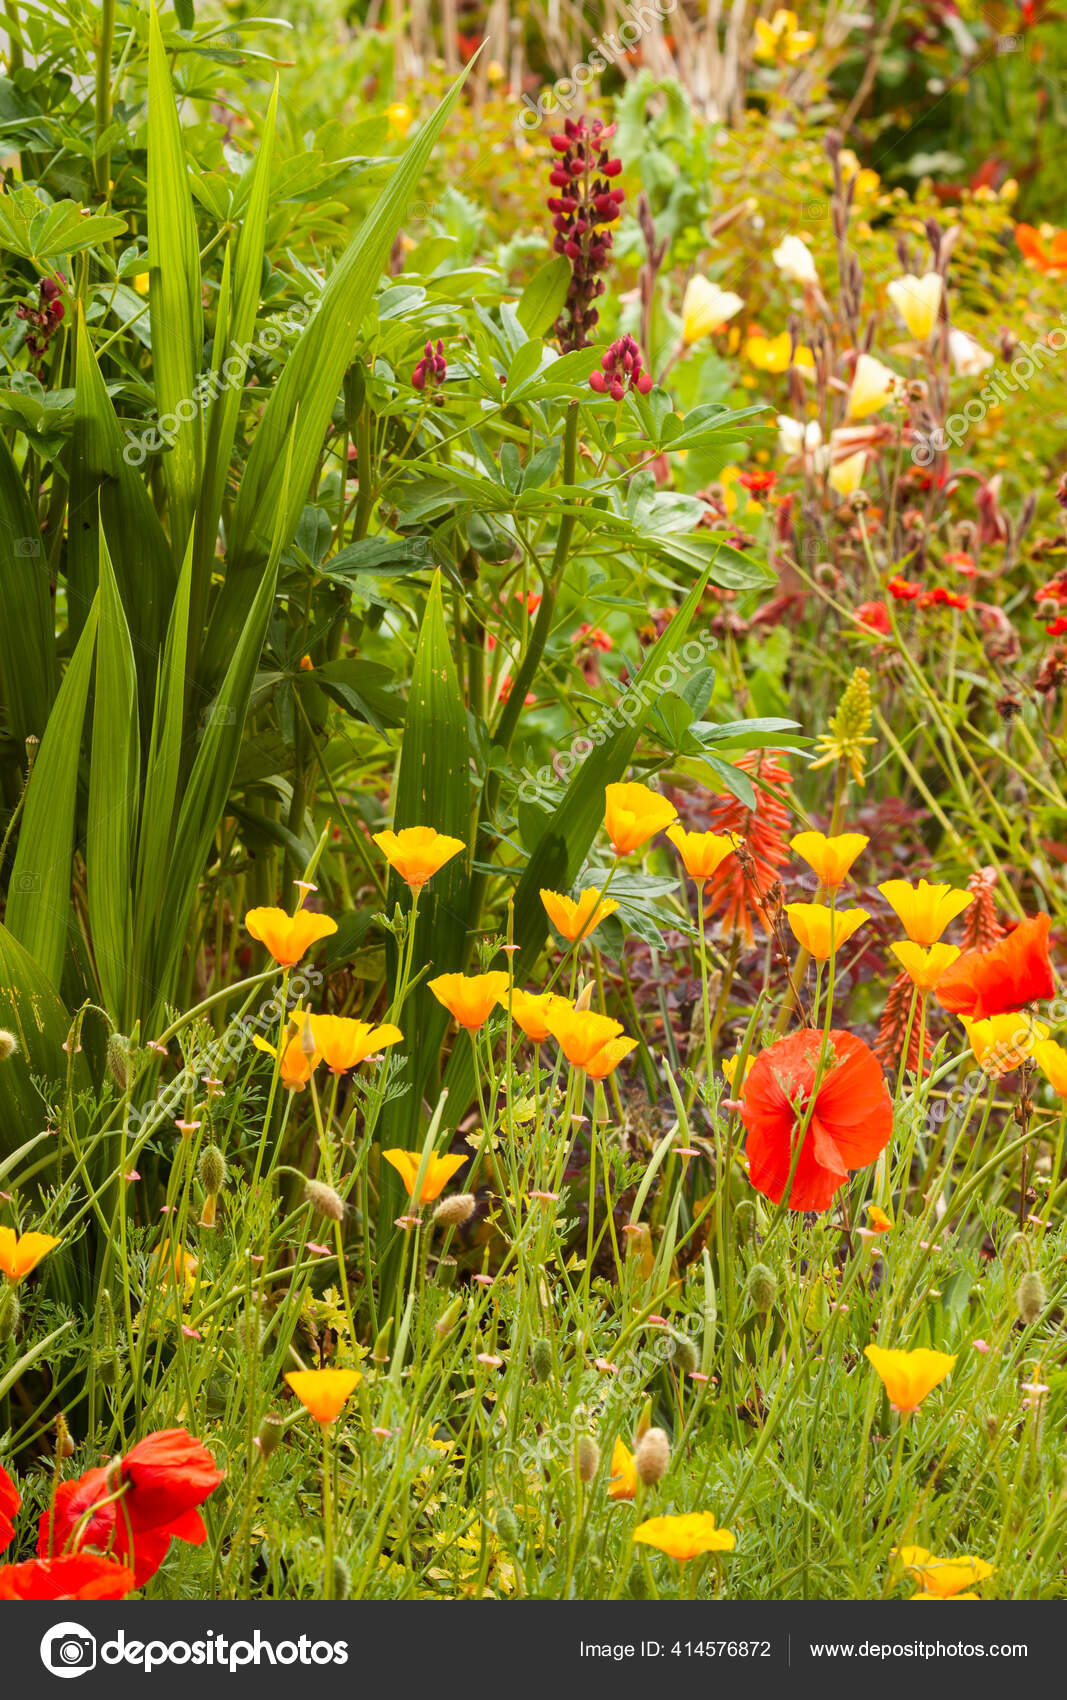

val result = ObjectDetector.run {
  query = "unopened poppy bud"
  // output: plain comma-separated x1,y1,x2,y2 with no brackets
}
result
0,1286,20,1340
669,1331,700,1375
734,1199,757,1242
372,1319,393,1363
198,1194,217,1229
106,1031,129,1086
635,1426,670,1485
305,1178,345,1221
747,1261,778,1315
435,1294,465,1338
0,1029,17,1062
256,1413,285,1458
432,1192,476,1227
1017,1269,1046,1325
576,1434,599,1482
496,1506,520,1549
626,1560,649,1599
531,1337,553,1382
198,1144,227,1196
300,1014,316,1059
332,1555,351,1599
634,1396,653,1442
574,981,594,1011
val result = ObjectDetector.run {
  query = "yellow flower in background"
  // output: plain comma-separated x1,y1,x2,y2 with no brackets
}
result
744,330,814,373
785,902,869,961
584,1037,638,1080
245,906,338,967
540,887,619,943
545,1005,626,1070
608,1437,637,1500
666,825,736,882
790,831,868,888
681,276,744,344
500,988,566,1043
252,1030,317,1090
133,272,150,295
385,102,413,138
604,782,677,855
846,353,898,419
753,9,816,63
721,1052,753,1089
962,1012,1048,1076
887,272,944,341
878,879,973,945
632,1512,736,1563
373,826,465,890
304,1015,403,1074
150,1237,198,1295
839,148,880,198
1035,1036,1067,1095
0,1227,61,1282
864,1345,956,1412
285,1368,361,1425
429,971,510,1031
894,1547,994,1600
890,941,961,993
829,449,868,497
382,1148,467,1204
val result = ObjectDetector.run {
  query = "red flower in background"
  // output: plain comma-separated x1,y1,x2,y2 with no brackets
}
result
855,600,891,634
0,1553,136,1600
888,576,920,601
740,1028,893,1212
936,912,1055,1018
0,1463,18,1552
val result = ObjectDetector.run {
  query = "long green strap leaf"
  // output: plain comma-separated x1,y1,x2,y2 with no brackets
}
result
86,536,140,1023
0,432,56,742
0,923,88,1158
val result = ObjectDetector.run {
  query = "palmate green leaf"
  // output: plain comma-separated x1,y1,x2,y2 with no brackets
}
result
0,922,89,1156
7,601,98,990
86,537,139,1024
201,57,476,683
0,430,56,743
0,186,127,261
147,2,204,562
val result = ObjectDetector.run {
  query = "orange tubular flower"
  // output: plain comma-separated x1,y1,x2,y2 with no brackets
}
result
584,1037,638,1080
665,825,736,882
500,989,566,1042
878,880,972,946
252,1031,316,1090
0,1228,61,1282
739,1029,893,1212
540,887,619,943
0,1554,137,1600
382,1148,467,1204
864,1345,956,1412
604,782,678,855
429,971,510,1031
285,1369,362,1425
608,1437,637,1501
632,1513,735,1563
544,1005,626,1070
789,830,868,888
935,913,1055,1019
305,1015,404,1073
373,826,465,890
245,906,338,967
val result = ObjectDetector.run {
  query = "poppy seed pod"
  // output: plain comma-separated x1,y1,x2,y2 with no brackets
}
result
734,1199,757,1242
256,1413,285,1458
635,1426,671,1486
747,1262,778,1315
576,1434,600,1482
531,1337,553,1383
496,1506,520,1549
305,1178,345,1221
432,1191,476,1227
435,1294,465,1338
105,1031,129,1087
198,1145,227,1197
1017,1269,1047,1326
669,1332,700,1375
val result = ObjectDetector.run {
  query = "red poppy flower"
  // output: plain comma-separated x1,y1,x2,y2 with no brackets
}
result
855,600,891,634
888,576,920,601
0,1463,18,1553
39,1470,180,1587
935,913,1055,1019
739,1029,893,1212
0,1553,136,1600
119,1428,223,1530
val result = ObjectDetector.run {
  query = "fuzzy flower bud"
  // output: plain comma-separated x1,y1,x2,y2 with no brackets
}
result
105,1032,129,1087
576,1434,600,1482
432,1192,476,1227
668,1331,700,1375
635,1425,671,1485
0,1285,21,1340
1017,1269,1047,1326
198,1144,227,1196
747,1261,778,1315
531,1337,553,1383
305,1178,345,1221
496,1506,520,1549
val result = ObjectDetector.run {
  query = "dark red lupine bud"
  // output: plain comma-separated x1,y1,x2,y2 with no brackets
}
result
601,158,622,177
550,135,570,151
589,334,654,401
589,371,608,393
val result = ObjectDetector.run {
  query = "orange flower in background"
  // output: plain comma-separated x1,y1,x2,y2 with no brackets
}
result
890,941,961,993
895,1546,994,1600
0,1463,18,1552
666,825,735,882
373,826,465,890
285,1369,362,1425
604,782,677,855
305,1015,404,1073
608,1437,637,1501
703,752,791,942
0,1227,60,1282
0,1554,136,1600
429,971,510,1030
864,1345,956,1412
245,906,337,967
632,1512,735,1563
500,989,566,1042
789,831,868,888
1014,222,1067,274
739,1028,892,1212
252,1030,316,1089
935,913,1054,1019
544,1005,627,1069
584,1037,638,1080
878,879,973,946
865,1204,893,1233
540,887,619,943
382,1148,467,1204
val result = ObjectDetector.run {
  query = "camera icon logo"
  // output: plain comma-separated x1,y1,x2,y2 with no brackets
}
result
40,1622,97,1679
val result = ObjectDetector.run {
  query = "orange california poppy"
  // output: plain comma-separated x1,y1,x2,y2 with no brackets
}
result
608,1437,637,1501
665,825,735,882
789,830,868,888
284,1369,361,1425
603,782,677,856
935,913,1054,1019
245,906,337,967
890,941,960,993
632,1512,735,1563
373,826,465,890
544,1005,626,1069
584,1037,638,1080
252,1030,316,1089
894,1546,994,1599
739,1028,892,1212
304,1015,403,1073
0,1228,61,1282
428,972,510,1031
382,1148,467,1204
540,887,619,943
499,989,566,1042
864,1345,955,1412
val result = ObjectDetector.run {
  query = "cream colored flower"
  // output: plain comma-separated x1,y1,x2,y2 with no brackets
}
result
847,353,898,420
682,275,744,344
887,272,943,341
772,234,818,287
